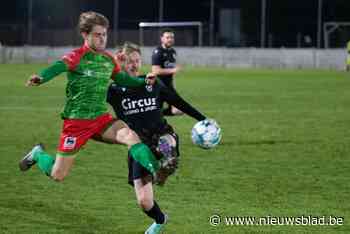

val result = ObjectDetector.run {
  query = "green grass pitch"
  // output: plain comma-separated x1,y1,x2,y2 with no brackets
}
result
1,64,350,233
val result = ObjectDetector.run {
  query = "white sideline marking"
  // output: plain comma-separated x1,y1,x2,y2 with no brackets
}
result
4,96,62,99
0,106,60,111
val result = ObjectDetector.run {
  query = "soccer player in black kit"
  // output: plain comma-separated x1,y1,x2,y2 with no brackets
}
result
107,44,206,234
152,28,183,116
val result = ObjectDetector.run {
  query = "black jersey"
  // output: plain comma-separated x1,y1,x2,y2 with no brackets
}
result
151,46,177,87
107,77,205,135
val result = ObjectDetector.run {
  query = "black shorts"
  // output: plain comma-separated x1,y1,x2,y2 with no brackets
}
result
127,153,151,186
127,125,180,186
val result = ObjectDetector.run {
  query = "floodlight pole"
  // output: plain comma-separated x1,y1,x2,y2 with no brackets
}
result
113,0,119,45
159,0,164,22
317,0,322,48
27,0,33,45
260,0,266,48
209,0,215,46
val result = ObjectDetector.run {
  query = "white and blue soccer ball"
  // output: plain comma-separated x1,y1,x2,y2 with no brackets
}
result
191,119,222,149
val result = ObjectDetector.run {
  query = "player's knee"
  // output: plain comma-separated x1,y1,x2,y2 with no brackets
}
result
118,128,140,146
137,195,153,210
128,130,140,144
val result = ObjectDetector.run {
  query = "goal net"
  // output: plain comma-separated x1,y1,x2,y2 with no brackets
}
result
138,21,203,47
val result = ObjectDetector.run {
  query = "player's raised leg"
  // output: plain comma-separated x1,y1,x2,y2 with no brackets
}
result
19,114,102,181
19,144,76,182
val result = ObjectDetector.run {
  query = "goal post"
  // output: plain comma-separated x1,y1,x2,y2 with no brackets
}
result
323,21,350,48
138,21,203,46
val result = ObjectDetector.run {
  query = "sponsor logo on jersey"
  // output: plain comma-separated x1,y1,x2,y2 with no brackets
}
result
164,61,176,68
84,70,93,77
145,85,153,92
63,137,77,150
83,69,111,78
121,97,157,115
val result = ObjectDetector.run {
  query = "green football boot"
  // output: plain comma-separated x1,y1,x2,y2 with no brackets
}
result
19,143,45,171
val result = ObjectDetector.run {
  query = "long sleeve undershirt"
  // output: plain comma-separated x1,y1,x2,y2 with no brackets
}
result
38,61,146,88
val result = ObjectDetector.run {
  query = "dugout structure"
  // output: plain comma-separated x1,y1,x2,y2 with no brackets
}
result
138,21,203,47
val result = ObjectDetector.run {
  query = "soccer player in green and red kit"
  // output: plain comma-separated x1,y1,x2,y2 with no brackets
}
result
19,11,159,182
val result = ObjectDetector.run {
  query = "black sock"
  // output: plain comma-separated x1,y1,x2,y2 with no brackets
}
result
143,201,165,224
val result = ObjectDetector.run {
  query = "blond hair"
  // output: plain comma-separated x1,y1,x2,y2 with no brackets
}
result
122,41,141,55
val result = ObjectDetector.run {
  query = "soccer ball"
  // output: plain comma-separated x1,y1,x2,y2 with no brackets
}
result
191,119,222,149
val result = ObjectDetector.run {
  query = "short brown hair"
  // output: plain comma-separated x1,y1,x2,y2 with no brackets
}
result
78,11,109,34
161,28,174,37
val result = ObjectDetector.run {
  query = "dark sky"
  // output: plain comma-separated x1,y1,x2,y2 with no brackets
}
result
0,0,349,47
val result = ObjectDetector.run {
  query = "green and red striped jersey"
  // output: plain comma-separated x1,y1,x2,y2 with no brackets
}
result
38,42,145,119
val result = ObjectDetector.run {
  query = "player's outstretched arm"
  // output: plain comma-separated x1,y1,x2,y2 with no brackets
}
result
113,71,156,87
159,81,206,121
25,60,68,87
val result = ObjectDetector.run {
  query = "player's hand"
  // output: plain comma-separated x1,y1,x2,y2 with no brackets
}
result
26,75,42,86
115,51,126,64
145,72,156,85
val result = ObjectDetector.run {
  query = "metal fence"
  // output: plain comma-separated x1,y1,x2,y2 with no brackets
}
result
0,46,346,70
